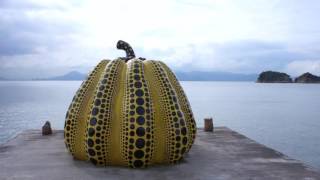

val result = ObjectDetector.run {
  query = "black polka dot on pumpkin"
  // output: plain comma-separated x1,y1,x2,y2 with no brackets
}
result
133,69,139,74
90,158,97,165
96,126,101,131
136,116,145,125
135,138,145,149
181,147,186,154
180,119,185,126
182,137,188,145
146,141,151,146
134,150,144,159
94,99,101,106
136,106,145,115
176,136,181,141
88,128,95,137
99,85,105,91
172,96,177,102
136,127,145,137
87,139,94,147
173,117,178,122
129,145,134,149
133,160,144,168
88,149,96,156
101,79,107,84
175,129,180,135
134,75,140,81
90,118,97,126
134,81,142,88
135,89,144,97
92,108,99,116
136,98,144,105
181,127,187,135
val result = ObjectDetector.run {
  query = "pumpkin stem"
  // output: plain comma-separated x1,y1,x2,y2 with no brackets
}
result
116,40,136,62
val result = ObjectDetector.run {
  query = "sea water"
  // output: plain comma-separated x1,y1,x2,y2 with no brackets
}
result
0,81,319,169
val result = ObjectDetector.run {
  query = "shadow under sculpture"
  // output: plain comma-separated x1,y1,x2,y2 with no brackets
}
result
64,40,197,168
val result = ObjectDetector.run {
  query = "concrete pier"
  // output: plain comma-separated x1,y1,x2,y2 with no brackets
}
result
1,127,320,180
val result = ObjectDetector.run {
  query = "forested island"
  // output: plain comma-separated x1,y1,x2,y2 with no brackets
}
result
294,72,320,83
257,71,292,83
257,71,320,83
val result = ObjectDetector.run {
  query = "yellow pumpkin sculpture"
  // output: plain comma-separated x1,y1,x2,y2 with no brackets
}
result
64,40,196,168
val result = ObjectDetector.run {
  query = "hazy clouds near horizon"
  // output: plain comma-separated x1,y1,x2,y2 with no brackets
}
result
1,0,320,79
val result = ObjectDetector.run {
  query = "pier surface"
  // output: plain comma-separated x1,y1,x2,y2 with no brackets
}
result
1,127,320,180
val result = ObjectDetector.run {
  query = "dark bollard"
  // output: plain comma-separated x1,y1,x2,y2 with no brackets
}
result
204,117,213,132
42,121,52,135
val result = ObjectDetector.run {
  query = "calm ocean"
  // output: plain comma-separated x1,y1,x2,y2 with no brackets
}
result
0,81,319,169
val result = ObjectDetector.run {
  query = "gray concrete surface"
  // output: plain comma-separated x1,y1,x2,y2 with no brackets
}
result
0,127,320,180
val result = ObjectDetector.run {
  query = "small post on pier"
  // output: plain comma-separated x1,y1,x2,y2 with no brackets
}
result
42,121,52,135
204,117,214,132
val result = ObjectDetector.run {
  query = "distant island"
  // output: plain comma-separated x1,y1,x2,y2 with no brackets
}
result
257,71,292,83
257,71,320,83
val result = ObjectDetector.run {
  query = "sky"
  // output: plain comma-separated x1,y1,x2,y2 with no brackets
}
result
1,0,320,79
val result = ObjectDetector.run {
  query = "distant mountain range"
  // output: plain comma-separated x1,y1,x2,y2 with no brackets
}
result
0,70,258,81
34,71,87,81
31,71,257,81
175,71,258,81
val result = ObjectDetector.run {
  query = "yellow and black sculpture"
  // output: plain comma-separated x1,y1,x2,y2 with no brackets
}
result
64,40,196,168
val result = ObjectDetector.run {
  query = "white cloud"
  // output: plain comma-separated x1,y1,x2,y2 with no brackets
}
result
285,60,320,76
1,0,320,78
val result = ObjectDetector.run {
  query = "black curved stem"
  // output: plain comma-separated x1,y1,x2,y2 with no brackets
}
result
116,40,136,62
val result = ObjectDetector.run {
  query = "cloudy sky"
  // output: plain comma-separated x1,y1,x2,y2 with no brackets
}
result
1,0,320,79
